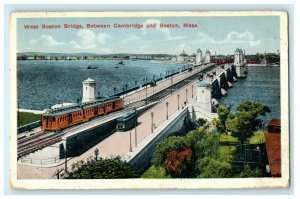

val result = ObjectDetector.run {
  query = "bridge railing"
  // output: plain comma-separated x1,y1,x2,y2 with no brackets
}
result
19,156,61,165
18,120,41,134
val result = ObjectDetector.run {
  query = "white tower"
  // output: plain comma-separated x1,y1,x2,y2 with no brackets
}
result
234,48,247,78
82,77,96,103
205,50,211,63
234,48,241,65
196,80,212,112
195,48,202,65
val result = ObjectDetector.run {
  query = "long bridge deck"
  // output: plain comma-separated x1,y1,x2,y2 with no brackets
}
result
17,62,238,178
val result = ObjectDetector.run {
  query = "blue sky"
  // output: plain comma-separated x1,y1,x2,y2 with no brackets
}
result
17,16,280,55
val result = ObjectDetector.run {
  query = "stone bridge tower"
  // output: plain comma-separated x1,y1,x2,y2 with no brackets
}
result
195,48,202,65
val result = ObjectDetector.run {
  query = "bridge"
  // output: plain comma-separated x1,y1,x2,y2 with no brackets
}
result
17,48,247,178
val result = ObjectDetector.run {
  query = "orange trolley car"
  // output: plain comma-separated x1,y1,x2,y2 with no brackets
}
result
41,96,123,131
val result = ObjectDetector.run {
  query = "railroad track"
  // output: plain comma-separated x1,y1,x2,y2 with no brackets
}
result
17,130,47,144
18,136,62,159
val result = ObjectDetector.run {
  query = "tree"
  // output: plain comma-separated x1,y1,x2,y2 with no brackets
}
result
194,132,220,160
237,164,262,178
226,101,270,142
214,105,231,133
162,148,194,178
141,166,171,178
197,118,208,126
151,136,189,166
225,112,239,135
218,105,230,125
68,158,139,179
196,157,232,178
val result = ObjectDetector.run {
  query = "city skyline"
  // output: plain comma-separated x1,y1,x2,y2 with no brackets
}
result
17,16,280,55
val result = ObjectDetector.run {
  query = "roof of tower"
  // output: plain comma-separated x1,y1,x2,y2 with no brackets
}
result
197,48,202,53
198,79,211,87
83,77,96,83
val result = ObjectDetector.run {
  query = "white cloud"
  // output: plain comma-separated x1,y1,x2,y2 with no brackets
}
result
196,31,261,47
96,33,113,44
197,33,215,44
223,31,261,47
69,40,81,49
27,30,115,53
76,29,97,49
29,34,65,47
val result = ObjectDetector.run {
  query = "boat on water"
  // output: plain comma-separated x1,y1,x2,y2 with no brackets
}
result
118,60,125,65
87,62,98,69
87,66,99,69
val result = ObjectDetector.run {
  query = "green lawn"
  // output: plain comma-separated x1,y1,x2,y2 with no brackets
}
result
219,134,239,162
220,134,239,143
249,131,265,144
18,112,41,127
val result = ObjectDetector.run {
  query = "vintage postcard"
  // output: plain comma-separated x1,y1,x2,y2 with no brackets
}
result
10,11,289,189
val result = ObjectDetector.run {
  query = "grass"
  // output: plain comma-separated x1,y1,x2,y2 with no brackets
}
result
249,131,265,144
219,146,237,162
219,134,239,162
220,134,239,143
18,112,41,127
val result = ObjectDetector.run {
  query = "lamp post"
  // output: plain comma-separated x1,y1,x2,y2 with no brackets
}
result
171,76,173,94
151,112,154,133
256,146,261,165
145,77,148,106
17,100,20,133
125,83,128,96
166,102,169,120
135,116,137,147
177,94,180,110
129,131,132,152
192,85,194,98
186,88,188,103
94,148,99,161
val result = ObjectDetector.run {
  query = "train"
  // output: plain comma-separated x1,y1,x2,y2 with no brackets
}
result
41,96,123,131
116,110,138,131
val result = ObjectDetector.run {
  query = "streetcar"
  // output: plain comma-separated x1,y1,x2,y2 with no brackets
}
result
116,110,138,131
41,96,123,131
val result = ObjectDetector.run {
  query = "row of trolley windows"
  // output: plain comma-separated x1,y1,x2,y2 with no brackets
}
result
73,112,82,117
57,116,68,123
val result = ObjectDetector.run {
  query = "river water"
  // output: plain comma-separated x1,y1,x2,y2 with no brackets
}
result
17,61,280,121
17,60,185,110
219,66,280,120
